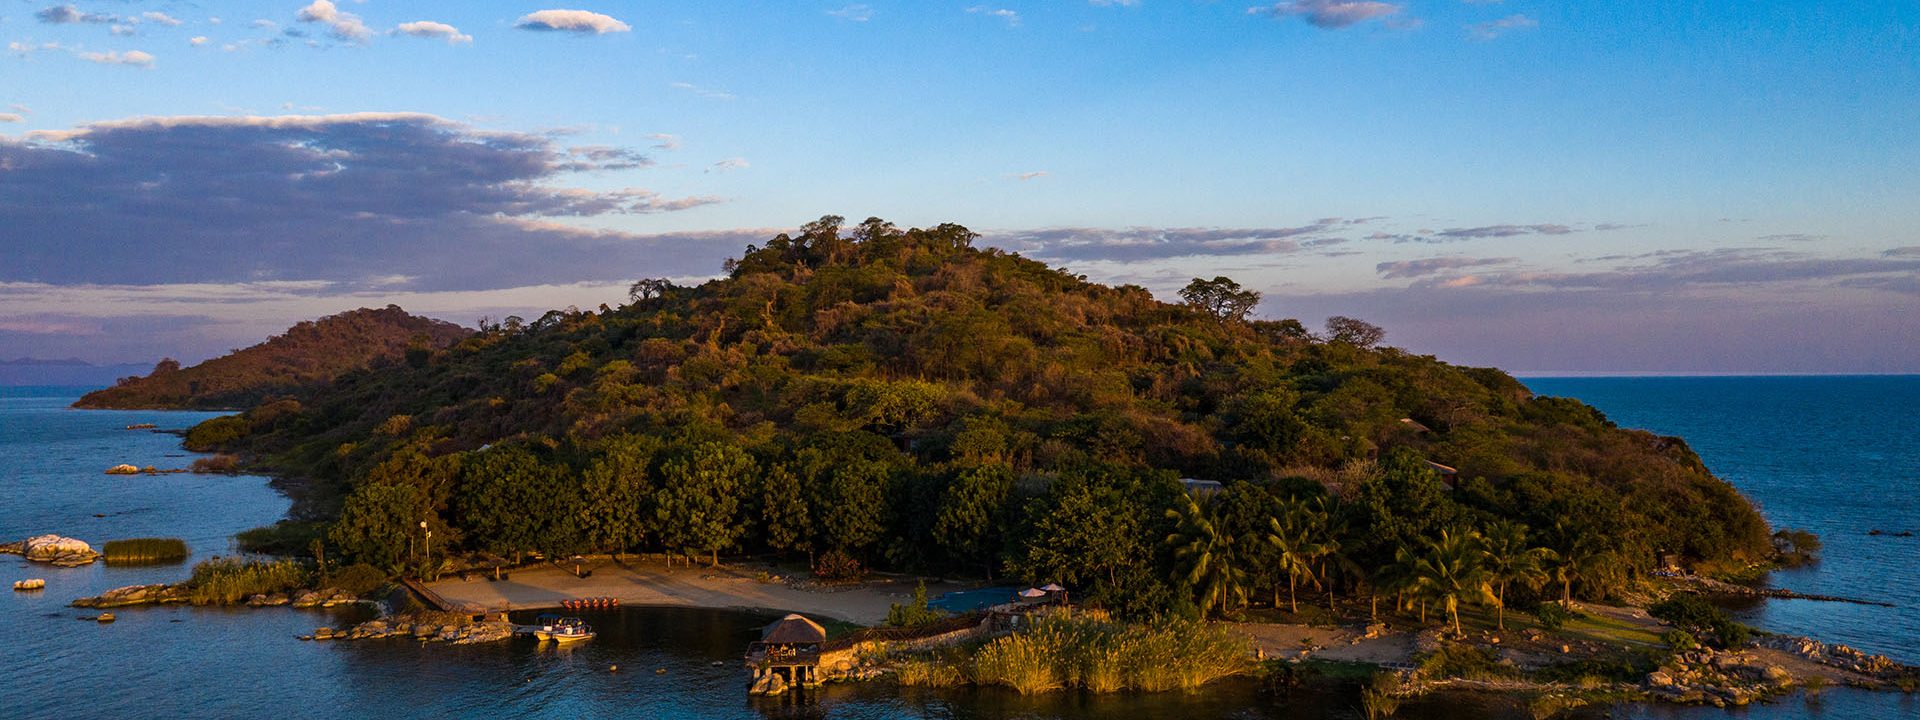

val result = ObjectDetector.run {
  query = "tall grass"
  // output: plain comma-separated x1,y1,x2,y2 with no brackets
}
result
894,657,967,688
186,556,309,605
102,538,189,565
965,613,1250,694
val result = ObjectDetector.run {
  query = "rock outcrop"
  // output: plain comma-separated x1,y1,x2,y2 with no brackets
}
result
72,583,191,608
1644,647,1796,707
13,578,46,591
312,616,513,645
21,535,101,566
1758,635,1899,676
290,588,361,608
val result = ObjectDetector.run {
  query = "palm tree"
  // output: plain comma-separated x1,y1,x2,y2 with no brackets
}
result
1408,528,1498,637
1549,521,1618,609
1481,520,1556,630
1165,495,1248,617
1264,498,1325,614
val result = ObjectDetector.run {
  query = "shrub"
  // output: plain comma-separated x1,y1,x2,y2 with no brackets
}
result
1661,629,1699,652
813,550,864,581
190,454,241,474
187,556,308,605
1649,595,1752,648
1534,603,1572,630
1417,644,1514,682
235,521,328,556
183,415,250,452
329,563,389,596
102,538,189,565
886,581,948,628
1361,672,1403,719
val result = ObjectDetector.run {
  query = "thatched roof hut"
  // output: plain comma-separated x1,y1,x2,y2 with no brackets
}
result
759,613,827,647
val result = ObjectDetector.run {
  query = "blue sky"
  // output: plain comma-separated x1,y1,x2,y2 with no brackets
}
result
2,1,1917,372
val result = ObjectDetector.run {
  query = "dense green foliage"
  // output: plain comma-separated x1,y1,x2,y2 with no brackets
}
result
101,538,189,565
196,216,1771,617
75,306,469,410
1648,595,1752,648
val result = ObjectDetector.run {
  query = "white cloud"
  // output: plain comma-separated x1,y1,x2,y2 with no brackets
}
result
966,6,1022,26
707,157,750,173
1090,0,1141,6
0,113,23,123
296,1,373,44
189,36,209,46
142,12,184,27
827,5,874,22
648,133,682,150
394,21,472,44
78,50,155,67
514,9,632,34
1014,171,1049,181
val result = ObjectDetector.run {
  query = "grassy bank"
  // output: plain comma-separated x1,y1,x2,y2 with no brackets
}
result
896,612,1251,694
187,556,308,604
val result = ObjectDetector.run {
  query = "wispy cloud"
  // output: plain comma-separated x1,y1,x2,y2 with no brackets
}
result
35,5,114,24
1376,256,1512,279
1013,171,1049,181
1467,13,1536,40
648,133,682,150
967,6,1022,27
515,9,632,34
0,114,22,123
394,21,472,45
827,5,874,22
142,12,183,27
1249,1,1403,30
707,157,750,173
670,82,736,100
994,223,1343,263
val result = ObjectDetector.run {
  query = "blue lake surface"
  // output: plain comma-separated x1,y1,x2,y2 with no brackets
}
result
4,380,1918,718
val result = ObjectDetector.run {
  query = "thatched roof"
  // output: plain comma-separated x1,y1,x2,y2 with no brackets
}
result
760,613,827,645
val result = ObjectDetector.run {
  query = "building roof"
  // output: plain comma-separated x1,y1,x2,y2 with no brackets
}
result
1425,460,1458,476
760,613,828,645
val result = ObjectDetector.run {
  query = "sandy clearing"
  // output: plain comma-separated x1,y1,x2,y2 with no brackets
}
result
425,558,970,625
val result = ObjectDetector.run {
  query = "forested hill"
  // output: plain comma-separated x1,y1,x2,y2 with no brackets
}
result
197,217,1772,615
75,306,470,410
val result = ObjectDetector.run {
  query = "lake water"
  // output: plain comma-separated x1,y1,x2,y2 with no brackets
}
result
4,381,1917,718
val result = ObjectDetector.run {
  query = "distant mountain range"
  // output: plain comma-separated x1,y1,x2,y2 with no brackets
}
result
0,357,155,388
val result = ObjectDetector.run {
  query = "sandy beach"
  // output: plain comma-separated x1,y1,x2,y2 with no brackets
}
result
426,558,970,625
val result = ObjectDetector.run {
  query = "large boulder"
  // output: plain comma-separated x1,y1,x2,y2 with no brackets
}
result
23,535,100,566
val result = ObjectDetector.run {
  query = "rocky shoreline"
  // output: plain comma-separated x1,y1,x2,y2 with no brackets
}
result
71,583,368,610
304,614,515,645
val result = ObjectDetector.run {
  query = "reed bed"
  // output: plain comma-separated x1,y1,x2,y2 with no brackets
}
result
962,613,1250,694
102,537,190,565
186,556,309,605
894,657,967,688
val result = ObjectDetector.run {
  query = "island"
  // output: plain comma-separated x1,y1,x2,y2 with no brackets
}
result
132,216,1909,712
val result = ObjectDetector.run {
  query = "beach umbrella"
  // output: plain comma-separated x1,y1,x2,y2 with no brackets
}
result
1018,588,1047,599
1039,583,1064,592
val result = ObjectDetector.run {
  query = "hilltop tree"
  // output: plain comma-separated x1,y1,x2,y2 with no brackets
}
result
1180,276,1261,322
627,277,678,304
1325,316,1386,348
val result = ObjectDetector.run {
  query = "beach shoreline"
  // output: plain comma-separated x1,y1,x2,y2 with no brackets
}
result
425,557,972,626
